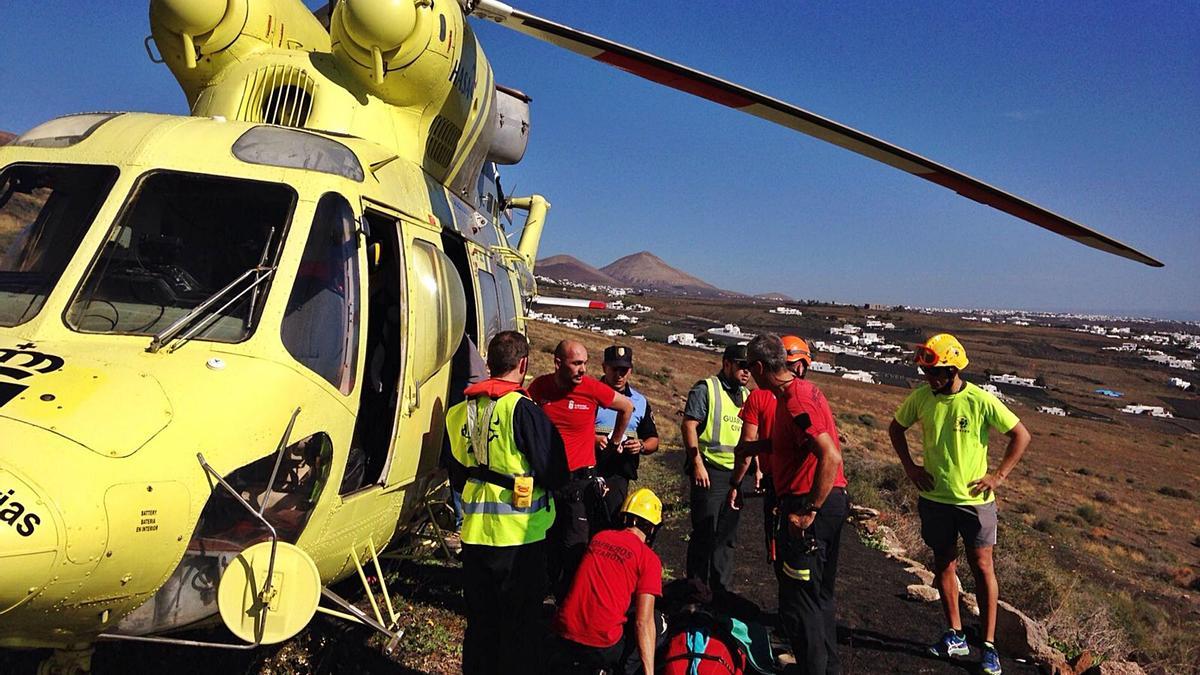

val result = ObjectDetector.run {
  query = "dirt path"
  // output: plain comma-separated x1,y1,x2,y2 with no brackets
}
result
651,459,1040,674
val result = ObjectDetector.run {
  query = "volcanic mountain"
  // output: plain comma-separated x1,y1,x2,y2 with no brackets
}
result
535,254,623,286
0,131,15,145
601,251,726,296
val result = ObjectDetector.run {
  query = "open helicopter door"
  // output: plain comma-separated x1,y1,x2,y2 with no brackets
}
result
344,205,408,494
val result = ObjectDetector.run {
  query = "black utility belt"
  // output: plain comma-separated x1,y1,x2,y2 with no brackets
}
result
466,465,520,490
569,466,597,481
778,488,846,513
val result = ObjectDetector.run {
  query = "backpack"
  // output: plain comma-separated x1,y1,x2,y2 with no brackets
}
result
659,624,744,675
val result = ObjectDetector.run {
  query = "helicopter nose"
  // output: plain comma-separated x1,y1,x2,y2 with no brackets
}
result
0,467,61,616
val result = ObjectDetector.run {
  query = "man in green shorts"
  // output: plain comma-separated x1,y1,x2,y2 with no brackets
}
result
888,334,1030,675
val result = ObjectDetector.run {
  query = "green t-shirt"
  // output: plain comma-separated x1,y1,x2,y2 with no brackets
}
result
894,382,1020,506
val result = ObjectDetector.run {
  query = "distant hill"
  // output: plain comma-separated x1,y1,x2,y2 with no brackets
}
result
535,254,623,286
0,131,14,145
756,292,796,302
602,251,729,296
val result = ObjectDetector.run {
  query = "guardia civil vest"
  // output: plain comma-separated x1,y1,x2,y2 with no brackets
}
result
595,384,647,439
446,391,555,546
699,376,747,470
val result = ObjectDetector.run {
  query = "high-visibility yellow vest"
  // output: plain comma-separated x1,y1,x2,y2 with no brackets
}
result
699,376,747,470
446,391,555,546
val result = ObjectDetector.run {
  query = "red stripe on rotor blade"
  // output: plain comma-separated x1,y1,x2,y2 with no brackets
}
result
919,171,1075,238
588,301,608,309
595,51,753,108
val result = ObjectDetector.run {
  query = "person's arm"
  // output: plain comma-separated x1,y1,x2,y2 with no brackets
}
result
969,421,1030,497
606,391,635,449
441,436,467,493
889,418,934,492
634,593,656,675
790,430,843,532
513,399,569,490
628,401,659,455
681,418,709,487
726,421,760,510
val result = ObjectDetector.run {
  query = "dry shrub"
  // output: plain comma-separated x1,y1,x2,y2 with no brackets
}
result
1044,580,1131,661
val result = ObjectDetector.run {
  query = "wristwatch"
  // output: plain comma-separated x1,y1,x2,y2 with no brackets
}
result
799,501,820,514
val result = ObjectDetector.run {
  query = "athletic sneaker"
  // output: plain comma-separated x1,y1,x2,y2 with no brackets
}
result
981,643,1003,674
927,630,970,658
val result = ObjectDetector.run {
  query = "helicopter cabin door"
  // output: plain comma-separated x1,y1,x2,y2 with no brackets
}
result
343,207,407,493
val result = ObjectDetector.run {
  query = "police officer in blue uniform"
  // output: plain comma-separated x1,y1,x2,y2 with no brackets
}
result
594,345,660,525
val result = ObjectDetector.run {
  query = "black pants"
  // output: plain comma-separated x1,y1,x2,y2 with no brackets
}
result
461,540,548,675
775,489,847,675
601,474,630,526
549,476,609,599
686,463,745,593
761,476,778,561
549,610,667,675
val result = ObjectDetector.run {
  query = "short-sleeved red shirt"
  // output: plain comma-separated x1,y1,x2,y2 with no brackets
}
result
739,388,777,475
528,374,617,471
555,528,663,648
771,378,848,496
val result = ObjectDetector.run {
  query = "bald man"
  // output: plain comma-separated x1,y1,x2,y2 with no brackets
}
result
529,339,635,597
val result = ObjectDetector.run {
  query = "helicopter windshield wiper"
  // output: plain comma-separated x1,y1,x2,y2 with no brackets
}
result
147,264,276,354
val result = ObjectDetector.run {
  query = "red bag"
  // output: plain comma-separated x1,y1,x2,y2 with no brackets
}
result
659,626,745,675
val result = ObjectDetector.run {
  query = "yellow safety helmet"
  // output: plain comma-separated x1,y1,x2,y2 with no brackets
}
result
914,333,969,370
621,488,663,526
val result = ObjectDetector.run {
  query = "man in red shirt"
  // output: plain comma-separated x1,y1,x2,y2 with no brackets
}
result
529,339,634,596
727,335,813,560
552,488,664,675
744,333,848,675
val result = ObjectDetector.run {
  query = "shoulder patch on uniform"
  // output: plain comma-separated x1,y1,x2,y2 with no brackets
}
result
793,412,812,429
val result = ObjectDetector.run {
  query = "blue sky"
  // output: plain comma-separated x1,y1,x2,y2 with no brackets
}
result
2,2,1197,319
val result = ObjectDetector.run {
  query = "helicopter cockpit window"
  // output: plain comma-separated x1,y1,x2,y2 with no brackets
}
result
65,172,293,342
232,126,365,182
281,193,360,394
0,163,118,327
493,265,518,332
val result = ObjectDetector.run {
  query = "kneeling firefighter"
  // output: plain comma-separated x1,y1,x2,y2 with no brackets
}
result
551,488,668,675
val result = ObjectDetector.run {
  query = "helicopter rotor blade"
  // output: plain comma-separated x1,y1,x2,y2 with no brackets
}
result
469,1,1163,268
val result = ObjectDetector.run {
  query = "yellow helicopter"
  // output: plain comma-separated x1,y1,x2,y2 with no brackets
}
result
0,0,1161,672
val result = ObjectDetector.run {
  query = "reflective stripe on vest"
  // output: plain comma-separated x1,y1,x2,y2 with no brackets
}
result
447,391,555,546
595,385,647,438
699,376,746,470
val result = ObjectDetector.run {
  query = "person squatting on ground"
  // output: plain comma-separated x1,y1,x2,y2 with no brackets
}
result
727,335,814,563
744,333,848,674
888,333,1030,675
551,488,667,675
683,344,751,596
443,331,569,675
595,345,660,524
529,339,634,597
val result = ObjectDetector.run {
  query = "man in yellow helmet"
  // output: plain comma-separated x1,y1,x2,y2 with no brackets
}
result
889,334,1031,675
445,331,569,675
552,488,666,675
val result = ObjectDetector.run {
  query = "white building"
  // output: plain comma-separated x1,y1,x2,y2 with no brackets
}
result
1169,377,1192,390
990,374,1042,388
770,306,803,316
809,361,836,374
841,370,875,384
1037,406,1067,416
1120,404,1173,418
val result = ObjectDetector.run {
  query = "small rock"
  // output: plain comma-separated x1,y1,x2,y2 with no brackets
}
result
904,565,935,586
850,505,880,520
906,584,940,602
995,599,1070,675
1070,649,1094,674
959,591,980,617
